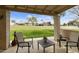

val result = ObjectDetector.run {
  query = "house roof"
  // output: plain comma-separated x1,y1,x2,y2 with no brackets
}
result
0,5,75,16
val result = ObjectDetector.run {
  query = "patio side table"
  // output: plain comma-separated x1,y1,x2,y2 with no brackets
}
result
37,39,55,53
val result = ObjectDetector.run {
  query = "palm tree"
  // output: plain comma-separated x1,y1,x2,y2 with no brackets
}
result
28,16,37,26
68,6,79,19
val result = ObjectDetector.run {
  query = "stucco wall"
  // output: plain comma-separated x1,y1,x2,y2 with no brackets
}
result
0,9,10,50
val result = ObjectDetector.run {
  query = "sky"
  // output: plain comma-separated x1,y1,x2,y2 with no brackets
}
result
10,6,78,25
10,11,53,24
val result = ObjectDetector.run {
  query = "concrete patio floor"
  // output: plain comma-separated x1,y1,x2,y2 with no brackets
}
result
0,37,79,53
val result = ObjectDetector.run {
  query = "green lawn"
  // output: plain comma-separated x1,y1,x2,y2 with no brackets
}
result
10,25,54,40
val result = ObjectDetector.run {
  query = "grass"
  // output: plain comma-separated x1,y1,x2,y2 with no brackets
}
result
10,25,54,40
10,25,79,41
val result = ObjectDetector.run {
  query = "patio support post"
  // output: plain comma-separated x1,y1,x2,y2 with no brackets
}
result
0,9,10,50
53,14,60,41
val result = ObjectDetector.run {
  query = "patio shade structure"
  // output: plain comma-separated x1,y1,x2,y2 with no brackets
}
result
0,5,75,50
0,5,75,16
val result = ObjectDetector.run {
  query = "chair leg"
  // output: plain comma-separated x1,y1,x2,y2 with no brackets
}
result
43,47,45,53
66,41,68,53
32,37,34,49
53,44,55,53
77,43,79,52
32,44,34,49
77,47,79,52
28,47,30,53
59,40,61,47
38,42,39,50
16,46,19,53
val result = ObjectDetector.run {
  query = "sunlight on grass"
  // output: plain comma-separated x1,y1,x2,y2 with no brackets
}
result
10,25,54,40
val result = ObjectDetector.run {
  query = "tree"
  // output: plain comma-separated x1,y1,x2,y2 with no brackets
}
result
68,6,79,19
58,12,66,17
58,6,79,26
28,16,37,26
63,23,66,26
67,21,74,26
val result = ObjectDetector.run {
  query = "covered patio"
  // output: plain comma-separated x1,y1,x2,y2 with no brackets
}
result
1,37,78,53
0,5,77,53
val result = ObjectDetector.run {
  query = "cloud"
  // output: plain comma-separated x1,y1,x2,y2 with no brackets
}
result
10,18,26,23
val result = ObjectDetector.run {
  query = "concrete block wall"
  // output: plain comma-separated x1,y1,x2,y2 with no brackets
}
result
61,29,79,42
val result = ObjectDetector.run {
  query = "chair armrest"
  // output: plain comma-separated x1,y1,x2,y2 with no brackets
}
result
57,38,67,41
63,37,69,39
31,37,33,42
67,41,78,43
19,42,29,46
19,42,29,44
19,42,29,43
65,41,78,47
23,37,26,39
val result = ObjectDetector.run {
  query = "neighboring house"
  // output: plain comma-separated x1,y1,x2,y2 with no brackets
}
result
67,19,79,27
27,21,33,26
43,22,52,26
36,22,52,26
75,20,79,27
16,22,26,25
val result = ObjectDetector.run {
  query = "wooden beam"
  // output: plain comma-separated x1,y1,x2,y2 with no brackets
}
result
0,5,75,16
0,6,54,16
49,5,59,14
53,5,75,14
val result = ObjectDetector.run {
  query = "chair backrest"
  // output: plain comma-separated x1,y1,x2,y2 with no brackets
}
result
15,32,24,43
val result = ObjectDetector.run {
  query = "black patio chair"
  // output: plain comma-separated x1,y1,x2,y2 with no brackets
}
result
57,34,69,47
15,32,33,53
66,36,79,53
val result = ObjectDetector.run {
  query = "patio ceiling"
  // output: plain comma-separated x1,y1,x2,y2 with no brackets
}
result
0,5,75,15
